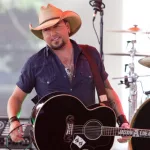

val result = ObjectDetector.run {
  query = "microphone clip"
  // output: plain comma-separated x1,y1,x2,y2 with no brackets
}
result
89,0,105,21
89,0,105,12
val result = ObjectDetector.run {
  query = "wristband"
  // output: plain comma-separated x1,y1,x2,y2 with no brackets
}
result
9,116,19,125
117,114,129,127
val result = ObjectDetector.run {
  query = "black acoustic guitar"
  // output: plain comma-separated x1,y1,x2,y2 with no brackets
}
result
31,93,150,150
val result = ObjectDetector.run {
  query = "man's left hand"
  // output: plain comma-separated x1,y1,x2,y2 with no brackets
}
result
117,123,131,143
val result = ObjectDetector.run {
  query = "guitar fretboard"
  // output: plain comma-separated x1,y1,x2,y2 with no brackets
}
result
102,126,150,138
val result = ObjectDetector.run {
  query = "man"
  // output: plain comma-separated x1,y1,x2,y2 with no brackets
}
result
7,3,130,145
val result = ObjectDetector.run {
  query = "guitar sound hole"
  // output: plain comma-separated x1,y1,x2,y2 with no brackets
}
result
84,120,102,140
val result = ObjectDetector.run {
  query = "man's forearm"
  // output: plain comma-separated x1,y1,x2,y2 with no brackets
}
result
105,88,124,117
103,79,125,117
7,96,22,119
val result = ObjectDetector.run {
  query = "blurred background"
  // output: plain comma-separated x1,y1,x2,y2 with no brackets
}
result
1,0,150,149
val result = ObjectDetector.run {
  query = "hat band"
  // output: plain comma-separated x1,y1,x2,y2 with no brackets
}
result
40,17,60,25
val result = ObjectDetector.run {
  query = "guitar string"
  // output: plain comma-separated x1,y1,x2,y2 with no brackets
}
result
73,126,134,130
72,127,136,136
73,126,137,130
72,126,136,135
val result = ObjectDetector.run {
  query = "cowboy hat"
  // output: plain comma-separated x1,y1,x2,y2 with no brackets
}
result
29,4,82,39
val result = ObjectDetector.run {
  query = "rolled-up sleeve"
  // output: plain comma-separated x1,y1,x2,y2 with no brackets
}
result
98,54,108,81
16,58,35,93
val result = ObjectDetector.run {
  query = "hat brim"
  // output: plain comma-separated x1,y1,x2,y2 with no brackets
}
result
29,11,81,39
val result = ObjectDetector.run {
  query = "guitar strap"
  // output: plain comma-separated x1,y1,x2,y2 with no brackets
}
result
79,44,109,105
32,44,109,105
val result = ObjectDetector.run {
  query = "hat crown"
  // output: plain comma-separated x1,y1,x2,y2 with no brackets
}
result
39,4,63,24
29,3,82,39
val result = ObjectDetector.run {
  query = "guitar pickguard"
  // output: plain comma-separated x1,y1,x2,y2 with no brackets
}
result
64,115,74,142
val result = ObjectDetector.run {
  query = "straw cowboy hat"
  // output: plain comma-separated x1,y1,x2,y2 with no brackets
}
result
29,4,82,39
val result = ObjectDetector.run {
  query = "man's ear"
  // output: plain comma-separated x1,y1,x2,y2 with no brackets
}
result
65,21,71,34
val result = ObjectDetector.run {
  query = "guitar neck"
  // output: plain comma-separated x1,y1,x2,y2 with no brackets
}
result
102,126,150,138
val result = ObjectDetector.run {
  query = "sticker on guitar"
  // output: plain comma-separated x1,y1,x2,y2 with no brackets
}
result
72,135,86,148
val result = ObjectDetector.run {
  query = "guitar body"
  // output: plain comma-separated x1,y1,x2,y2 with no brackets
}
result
31,93,116,150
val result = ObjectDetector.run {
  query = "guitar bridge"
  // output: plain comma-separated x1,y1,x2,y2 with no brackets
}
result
64,115,74,142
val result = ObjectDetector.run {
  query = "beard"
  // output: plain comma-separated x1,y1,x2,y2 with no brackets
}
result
50,39,66,50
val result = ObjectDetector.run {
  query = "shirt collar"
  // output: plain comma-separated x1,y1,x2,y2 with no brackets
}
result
45,39,82,58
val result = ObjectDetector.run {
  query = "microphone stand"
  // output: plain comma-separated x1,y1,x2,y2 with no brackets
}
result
89,0,105,62
100,9,104,62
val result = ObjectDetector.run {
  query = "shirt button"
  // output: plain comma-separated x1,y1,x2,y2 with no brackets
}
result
70,89,72,91
47,81,50,84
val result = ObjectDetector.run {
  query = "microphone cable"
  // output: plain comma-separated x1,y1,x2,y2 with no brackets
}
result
89,0,105,46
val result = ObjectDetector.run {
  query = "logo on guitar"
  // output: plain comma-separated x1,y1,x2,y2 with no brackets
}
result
72,135,86,148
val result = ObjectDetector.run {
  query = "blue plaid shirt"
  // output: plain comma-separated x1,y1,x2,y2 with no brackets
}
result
17,40,108,106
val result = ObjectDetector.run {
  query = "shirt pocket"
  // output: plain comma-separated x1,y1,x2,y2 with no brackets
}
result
37,74,56,85
36,65,56,85
80,71,93,85
77,58,94,86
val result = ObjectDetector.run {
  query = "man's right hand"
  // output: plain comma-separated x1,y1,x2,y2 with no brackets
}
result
9,121,24,142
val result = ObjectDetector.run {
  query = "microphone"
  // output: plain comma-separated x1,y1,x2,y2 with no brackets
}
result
89,0,105,21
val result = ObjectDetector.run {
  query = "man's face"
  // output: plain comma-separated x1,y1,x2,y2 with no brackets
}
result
42,20,70,50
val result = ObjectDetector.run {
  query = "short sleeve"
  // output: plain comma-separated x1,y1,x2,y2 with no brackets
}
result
16,58,35,93
98,53,108,81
